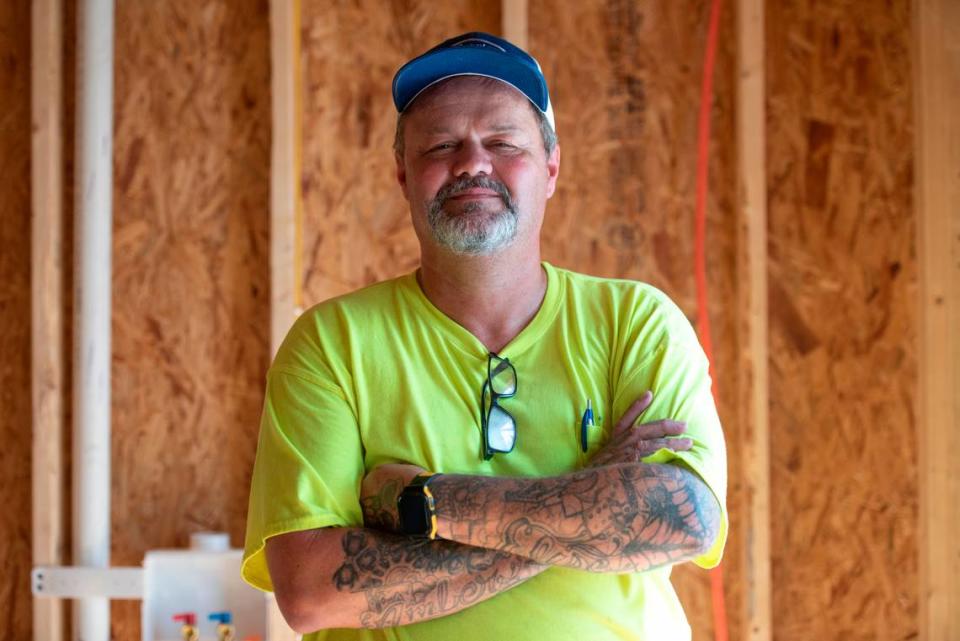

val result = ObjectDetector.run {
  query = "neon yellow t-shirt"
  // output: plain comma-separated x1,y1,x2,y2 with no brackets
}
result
242,262,728,641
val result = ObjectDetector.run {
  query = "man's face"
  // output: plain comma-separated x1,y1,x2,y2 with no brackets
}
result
396,77,560,256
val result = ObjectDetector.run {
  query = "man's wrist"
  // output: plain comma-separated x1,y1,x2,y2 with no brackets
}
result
430,475,453,540
429,475,476,542
397,473,442,539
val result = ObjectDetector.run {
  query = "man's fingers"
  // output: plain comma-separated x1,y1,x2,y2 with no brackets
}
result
614,390,654,433
632,419,687,440
636,437,693,454
622,436,694,461
589,452,612,467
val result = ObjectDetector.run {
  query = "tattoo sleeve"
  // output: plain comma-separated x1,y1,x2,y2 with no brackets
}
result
430,463,721,573
330,528,546,628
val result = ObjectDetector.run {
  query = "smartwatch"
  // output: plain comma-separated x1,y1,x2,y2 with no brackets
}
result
397,473,441,539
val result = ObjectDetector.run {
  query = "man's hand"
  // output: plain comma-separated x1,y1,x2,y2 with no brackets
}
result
360,463,426,531
590,390,692,466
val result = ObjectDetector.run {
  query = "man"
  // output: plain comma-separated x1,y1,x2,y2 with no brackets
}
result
242,32,728,640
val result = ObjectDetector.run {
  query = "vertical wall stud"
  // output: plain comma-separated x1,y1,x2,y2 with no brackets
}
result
502,0,528,49
31,0,65,638
270,0,304,358
737,0,771,638
269,0,304,635
915,0,960,638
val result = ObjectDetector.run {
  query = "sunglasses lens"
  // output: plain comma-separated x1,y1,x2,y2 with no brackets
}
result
486,405,516,452
489,357,517,396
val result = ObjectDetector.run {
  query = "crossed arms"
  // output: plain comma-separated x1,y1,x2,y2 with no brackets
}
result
265,392,723,633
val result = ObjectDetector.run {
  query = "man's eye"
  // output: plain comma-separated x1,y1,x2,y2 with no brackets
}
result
490,141,522,153
429,143,455,152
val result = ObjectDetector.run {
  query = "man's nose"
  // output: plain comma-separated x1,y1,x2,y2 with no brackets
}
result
451,141,493,177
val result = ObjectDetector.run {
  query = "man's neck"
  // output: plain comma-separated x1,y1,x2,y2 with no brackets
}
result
417,248,547,354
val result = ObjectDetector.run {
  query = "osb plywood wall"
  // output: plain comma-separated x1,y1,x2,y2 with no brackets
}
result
766,1,917,639
109,0,271,637
2,0,922,639
0,2,34,638
300,0,500,302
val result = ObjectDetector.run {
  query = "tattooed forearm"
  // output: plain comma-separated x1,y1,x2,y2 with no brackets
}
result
360,477,403,531
332,529,545,628
431,463,721,573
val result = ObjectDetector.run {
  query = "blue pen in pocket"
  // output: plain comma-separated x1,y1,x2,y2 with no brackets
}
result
580,399,594,452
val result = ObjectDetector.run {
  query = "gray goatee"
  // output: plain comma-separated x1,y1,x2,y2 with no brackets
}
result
425,176,518,255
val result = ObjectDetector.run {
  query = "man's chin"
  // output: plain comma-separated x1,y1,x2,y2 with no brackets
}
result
441,200,505,218
439,237,514,256
429,219,516,255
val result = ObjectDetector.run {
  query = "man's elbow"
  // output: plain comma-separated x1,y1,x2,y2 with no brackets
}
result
269,569,322,633
689,476,723,557
266,531,351,633
660,463,722,559
273,573,357,633
273,597,316,635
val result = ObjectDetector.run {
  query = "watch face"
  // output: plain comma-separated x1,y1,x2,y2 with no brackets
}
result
398,493,430,535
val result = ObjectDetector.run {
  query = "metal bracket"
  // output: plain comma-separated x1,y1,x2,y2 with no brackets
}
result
32,566,144,599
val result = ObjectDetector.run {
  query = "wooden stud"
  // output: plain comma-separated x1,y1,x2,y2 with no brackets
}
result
31,0,66,639
269,0,302,637
915,0,960,638
270,0,304,358
736,0,770,639
501,0,528,50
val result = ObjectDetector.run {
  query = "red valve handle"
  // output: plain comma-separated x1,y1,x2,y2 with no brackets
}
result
172,612,197,626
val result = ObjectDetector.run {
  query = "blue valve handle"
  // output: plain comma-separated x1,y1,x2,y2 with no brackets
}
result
208,611,233,625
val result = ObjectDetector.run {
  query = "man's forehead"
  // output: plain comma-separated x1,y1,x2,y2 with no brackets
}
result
422,121,525,135
405,76,531,115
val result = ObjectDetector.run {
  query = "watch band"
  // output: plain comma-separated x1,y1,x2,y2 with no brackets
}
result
406,473,438,489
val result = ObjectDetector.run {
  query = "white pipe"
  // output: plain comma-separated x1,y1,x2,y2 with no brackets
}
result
73,0,115,639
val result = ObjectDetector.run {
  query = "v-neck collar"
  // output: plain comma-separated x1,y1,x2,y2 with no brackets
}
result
399,261,564,361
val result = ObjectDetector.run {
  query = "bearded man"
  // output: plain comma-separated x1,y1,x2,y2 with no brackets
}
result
242,32,728,641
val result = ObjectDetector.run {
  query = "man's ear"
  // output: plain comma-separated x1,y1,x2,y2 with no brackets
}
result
545,143,561,200
395,151,409,200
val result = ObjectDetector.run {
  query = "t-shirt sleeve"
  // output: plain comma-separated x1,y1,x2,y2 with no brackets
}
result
241,365,365,592
612,301,729,569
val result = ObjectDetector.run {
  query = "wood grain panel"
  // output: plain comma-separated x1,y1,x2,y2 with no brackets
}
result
299,0,500,303
0,1,919,639
0,0,35,638
110,1,271,637
766,1,917,639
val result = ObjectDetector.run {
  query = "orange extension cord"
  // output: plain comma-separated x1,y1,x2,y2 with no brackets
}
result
693,0,729,640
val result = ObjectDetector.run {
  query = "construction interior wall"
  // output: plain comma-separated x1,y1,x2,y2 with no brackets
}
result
108,1,272,638
1,0,920,639
766,1,917,639
1,1,35,638
299,0,500,302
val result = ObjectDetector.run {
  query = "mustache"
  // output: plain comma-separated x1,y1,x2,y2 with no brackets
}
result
432,176,515,210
